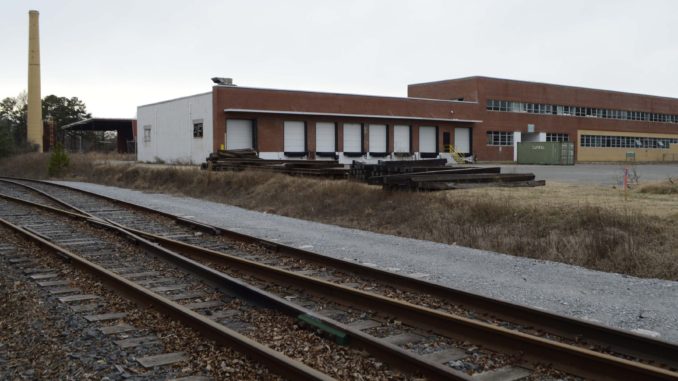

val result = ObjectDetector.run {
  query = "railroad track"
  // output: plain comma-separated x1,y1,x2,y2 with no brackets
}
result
1,178,677,380
0,227,281,380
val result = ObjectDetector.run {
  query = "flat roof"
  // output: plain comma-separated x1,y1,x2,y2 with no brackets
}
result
409,75,678,102
137,92,212,108
62,118,135,131
224,108,481,123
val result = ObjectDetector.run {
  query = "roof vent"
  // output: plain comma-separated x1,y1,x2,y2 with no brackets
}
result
211,77,234,86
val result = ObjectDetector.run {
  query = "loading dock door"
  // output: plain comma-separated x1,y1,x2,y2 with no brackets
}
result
393,125,410,153
368,124,387,154
226,119,253,150
284,121,306,153
419,126,437,154
343,123,362,153
315,122,336,152
454,127,471,153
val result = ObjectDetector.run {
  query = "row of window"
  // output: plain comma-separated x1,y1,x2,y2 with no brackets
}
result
546,133,570,142
486,99,678,124
580,135,676,149
486,132,570,146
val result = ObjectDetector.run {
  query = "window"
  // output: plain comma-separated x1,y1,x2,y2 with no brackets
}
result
487,131,513,146
546,133,569,142
193,121,203,138
486,99,499,111
143,125,151,143
580,134,671,149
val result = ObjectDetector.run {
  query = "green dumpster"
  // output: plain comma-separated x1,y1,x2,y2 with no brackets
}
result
517,141,574,165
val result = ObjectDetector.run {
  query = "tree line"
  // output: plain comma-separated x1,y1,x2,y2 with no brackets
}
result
0,92,91,158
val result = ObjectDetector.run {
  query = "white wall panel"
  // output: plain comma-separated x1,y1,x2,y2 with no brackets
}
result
343,123,362,152
136,92,213,164
369,124,387,153
454,127,470,153
419,126,437,153
393,125,410,153
284,121,306,152
315,122,336,152
226,119,253,150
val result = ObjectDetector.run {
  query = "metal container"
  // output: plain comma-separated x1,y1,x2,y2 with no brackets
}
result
517,142,575,165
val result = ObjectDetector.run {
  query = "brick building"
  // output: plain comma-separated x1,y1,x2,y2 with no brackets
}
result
137,77,678,164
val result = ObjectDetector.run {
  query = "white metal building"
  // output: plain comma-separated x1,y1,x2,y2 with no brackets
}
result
137,93,214,164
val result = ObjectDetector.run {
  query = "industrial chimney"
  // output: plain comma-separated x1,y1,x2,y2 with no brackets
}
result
27,10,43,152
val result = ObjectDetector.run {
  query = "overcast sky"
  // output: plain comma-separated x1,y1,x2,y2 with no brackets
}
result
2,0,678,118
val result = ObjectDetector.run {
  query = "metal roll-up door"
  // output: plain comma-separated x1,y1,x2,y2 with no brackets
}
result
393,125,410,153
419,126,437,153
226,119,253,150
454,127,471,154
284,121,306,153
368,124,387,154
315,122,336,153
343,123,362,153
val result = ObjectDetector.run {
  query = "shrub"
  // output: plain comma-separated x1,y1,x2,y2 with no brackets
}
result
47,143,70,177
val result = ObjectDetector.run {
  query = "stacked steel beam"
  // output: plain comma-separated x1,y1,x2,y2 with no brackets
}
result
351,160,545,191
202,150,348,179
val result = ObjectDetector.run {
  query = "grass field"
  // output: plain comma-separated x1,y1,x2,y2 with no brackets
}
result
1,152,677,281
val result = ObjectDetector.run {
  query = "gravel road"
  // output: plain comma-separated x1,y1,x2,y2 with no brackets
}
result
473,163,678,185
54,181,678,345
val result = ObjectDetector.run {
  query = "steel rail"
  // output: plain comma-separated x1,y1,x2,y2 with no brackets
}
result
114,220,678,381
1,176,677,371
0,193,470,380
1,194,677,379
0,216,335,381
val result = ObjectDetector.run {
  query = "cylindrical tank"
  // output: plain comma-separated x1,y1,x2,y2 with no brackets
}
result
27,10,43,152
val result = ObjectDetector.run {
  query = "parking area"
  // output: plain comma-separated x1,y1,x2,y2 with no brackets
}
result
474,163,677,185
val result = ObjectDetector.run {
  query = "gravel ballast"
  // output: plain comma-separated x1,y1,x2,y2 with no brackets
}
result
54,181,678,344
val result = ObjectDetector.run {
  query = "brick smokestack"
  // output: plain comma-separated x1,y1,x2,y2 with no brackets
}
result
27,10,43,152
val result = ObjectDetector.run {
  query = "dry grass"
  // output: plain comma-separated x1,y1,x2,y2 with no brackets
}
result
638,179,678,195
1,152,677,281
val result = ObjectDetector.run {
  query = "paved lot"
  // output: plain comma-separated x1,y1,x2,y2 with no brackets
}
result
56,181,678,344
474,163,677,185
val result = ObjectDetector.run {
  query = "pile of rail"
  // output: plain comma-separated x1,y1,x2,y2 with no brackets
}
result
201,149,348,179
351,159,545,191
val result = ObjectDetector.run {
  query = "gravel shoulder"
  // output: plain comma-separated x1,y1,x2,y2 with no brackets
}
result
473,163,677,185
54,181,678,344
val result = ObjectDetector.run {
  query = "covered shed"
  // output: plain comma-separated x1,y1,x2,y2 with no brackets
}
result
61,118,136,153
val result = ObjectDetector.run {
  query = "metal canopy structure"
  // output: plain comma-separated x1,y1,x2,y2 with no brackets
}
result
61,118,136,153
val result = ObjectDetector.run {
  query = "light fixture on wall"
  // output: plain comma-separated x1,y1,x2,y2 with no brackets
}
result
211,77,234,86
